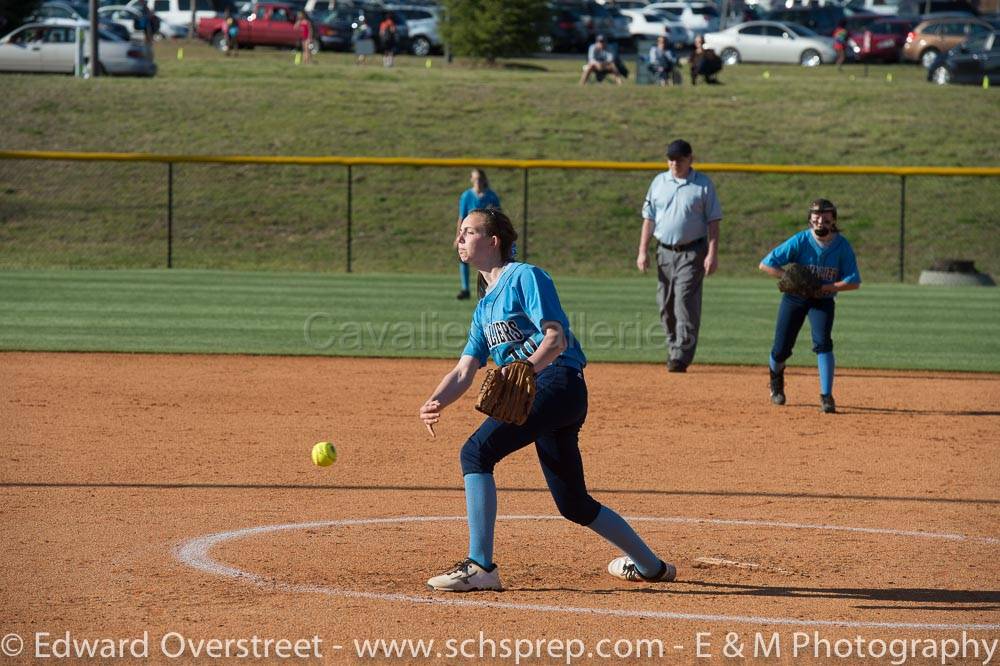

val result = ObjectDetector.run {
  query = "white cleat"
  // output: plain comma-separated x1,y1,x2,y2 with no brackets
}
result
427,558,502,592
608,556,676,583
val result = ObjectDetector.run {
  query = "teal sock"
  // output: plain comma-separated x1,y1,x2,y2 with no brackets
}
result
587,506,660,577
459,262,470,291
464,473,496,568
818,352,834,395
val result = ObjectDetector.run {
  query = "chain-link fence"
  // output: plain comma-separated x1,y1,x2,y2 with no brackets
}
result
1,153,997,283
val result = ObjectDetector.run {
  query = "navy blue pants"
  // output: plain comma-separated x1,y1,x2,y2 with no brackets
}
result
771,293,835,363
460,364,601,526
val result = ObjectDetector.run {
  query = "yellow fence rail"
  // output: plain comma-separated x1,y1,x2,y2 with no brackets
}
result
2,149,999,177
2,149,998,279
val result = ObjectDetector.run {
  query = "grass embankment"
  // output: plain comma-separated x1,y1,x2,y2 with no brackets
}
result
2,269,998,371
1,42,998,281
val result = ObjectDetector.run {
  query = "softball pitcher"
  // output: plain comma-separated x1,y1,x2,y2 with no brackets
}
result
419,208,675,591
758,198,861,413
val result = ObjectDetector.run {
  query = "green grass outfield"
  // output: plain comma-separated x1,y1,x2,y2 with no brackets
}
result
2,42,998,282
2,269,998,371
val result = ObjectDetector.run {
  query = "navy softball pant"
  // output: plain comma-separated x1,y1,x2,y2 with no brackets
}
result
460,364,601,527
771,293,836,363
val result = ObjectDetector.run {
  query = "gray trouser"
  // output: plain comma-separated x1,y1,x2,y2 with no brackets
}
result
656,239,707,365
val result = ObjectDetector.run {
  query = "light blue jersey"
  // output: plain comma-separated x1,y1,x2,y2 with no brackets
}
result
459,188,501,219
762,230,861,296
462,262,587,370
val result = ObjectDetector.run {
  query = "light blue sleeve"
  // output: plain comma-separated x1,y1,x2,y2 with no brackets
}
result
704,178,722,222
641,178,656,220
762,234,800,268
518,267,569,332
839,241,862,284
458,190,472,219
461,307,489,367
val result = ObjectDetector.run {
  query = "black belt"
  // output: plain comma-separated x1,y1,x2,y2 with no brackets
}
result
659,237,705,252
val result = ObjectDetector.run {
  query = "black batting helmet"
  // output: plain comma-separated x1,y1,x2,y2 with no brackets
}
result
808,198,837,219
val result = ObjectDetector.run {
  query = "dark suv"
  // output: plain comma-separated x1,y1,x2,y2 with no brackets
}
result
542,5,590,52
309,6,354,50
766,5,861,35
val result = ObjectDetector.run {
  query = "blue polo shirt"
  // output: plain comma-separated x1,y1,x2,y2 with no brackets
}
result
462,262,587,370
459,188,501,219
762,230,861,297
642,168,723,246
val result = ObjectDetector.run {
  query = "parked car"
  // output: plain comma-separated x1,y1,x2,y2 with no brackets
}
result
197,2,304,51
620,7,692,47
126,0,216,34
703,20,836,65
902,15,992,67
928,29,1000,83
309,6,353,51
389,5,441,56
540,5,590,52
898,0,977,15
28,1,136,38
646,1,720,35
0,20,156,75
765,5,875,36
844,0,906,16
98,5,188,39
557,0,631,45
850,15,915,60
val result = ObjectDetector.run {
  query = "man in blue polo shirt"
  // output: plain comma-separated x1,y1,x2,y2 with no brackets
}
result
636,139,722,373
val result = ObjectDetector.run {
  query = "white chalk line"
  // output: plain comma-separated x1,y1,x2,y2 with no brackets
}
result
175,515,1000,631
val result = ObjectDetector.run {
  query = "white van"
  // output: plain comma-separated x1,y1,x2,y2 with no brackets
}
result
126,0,217,31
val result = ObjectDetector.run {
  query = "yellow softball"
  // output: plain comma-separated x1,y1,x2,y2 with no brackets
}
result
311,441,337,467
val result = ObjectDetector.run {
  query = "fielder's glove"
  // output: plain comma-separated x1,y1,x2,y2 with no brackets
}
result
475,360,536,425
777,263,824,299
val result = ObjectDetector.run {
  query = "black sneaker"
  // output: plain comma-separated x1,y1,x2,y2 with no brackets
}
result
820,394,836,414
667,360,688,373
769,369,785,405
456,289,471,300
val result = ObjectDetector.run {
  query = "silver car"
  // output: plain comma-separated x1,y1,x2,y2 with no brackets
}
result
0,21,157,75
99,5,189,40
703,20,836,66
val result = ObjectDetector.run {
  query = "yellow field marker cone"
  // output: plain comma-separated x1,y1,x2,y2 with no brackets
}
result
762,70,770,79
425,58,432,69
295,52,302,65
177,47,183,60
983,76,990,89
886,72,892,82
849,74,856,81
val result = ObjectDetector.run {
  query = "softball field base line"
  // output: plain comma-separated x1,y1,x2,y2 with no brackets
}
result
175,515,1000,632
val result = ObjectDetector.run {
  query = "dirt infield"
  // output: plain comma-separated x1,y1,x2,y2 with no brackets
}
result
3,352,999,663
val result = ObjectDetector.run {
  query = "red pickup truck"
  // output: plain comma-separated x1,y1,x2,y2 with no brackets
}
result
196,3,304,51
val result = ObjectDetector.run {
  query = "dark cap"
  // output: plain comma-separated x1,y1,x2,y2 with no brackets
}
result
809,198,837,217
666,139,692,160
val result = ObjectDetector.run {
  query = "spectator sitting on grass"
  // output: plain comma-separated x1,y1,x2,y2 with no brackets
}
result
649,35,677,86
690,34,722,85
580,35,623,85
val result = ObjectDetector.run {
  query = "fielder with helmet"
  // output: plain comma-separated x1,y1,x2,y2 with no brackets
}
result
758,198,861,413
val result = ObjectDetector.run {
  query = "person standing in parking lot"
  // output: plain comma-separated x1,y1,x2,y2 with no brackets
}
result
455,169,501,300
636,139,722,373
833,19,849,69
295,11,314,64
378,13,397,67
